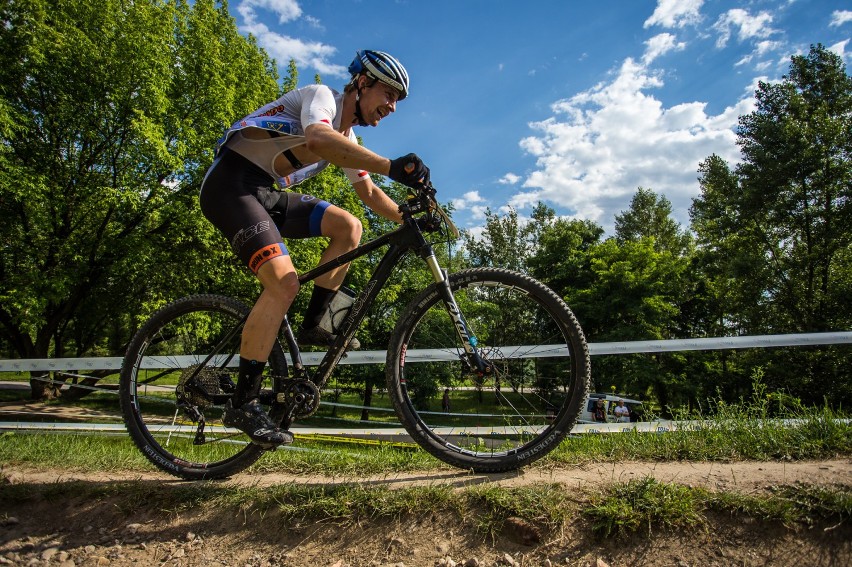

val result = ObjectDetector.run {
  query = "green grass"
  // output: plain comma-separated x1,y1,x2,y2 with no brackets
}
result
547,380,851,465
1,382,850,474
583,477,852,537
3,401,846,478
546,403,851,464
1,474,848,540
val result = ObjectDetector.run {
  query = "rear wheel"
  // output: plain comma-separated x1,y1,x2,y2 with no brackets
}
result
119,295,288,480
386,268,590,472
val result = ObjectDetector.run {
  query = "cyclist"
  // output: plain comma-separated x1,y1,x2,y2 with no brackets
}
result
199,50,430,447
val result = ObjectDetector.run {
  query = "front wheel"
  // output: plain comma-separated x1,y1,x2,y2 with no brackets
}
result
386,268,590,472
119,294,288,480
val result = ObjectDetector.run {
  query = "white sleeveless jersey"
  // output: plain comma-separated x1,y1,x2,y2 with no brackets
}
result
216,84,369,188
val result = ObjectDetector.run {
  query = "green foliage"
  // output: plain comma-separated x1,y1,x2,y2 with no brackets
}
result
463,206,532,271
0,0,278,365
614,187,692,255
527,215,603,296
690,44,852,405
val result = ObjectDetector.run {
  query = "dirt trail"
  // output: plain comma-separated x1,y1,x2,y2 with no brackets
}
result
2,392,851,566
3,458,850,492
1,460,851,567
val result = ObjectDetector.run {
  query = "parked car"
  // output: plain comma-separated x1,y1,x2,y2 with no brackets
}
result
577,393,644,424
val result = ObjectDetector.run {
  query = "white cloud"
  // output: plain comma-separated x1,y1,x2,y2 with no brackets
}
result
499,173,521,185
237,0,348,78
239,0,301,24
516,55,751,232
829,39,851,63
735,53,753,67
470,205,489,220
451,191,486,214
712,9,777,49
642,33,687,65
735,39,784,68
304,15,323,30
644,0,704,29
830,10,852,27
754,40,784,57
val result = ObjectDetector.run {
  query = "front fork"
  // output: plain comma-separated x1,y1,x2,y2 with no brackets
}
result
423,254,494,377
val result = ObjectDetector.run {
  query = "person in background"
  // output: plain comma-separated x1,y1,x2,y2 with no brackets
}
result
593,399,607,423
614,399,631,423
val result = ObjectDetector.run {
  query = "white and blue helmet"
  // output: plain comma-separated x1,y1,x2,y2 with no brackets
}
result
348,50,410,100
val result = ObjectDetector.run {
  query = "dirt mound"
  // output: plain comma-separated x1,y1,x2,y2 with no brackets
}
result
1,461,850,566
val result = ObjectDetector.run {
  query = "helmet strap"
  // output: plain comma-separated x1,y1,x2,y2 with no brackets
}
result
353,89,368,127
351,75,376,127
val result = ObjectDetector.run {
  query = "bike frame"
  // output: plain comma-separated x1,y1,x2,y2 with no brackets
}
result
283,210,478,392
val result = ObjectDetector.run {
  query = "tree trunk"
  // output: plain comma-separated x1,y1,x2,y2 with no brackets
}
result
360,383,373,422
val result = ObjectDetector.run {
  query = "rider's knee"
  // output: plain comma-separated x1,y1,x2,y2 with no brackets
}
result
274,273,300,299
261,268,300,302
330,212,363,247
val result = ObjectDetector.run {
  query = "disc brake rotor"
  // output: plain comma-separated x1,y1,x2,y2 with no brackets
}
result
471,346,509,386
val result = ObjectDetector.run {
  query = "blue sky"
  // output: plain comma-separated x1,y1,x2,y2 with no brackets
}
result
233,0,852,236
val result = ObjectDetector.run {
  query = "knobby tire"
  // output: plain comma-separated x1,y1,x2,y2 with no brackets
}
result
119,294,287,480
386,268,590,472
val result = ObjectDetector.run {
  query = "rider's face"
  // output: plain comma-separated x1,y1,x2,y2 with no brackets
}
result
359,79,399,126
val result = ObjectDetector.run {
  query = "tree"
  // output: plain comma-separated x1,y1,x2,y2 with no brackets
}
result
0,0,280,397
615,188,692,255
735,45,851,334
690,44,852,405
526,206,604,299
464,206,535,271
574,238,691,406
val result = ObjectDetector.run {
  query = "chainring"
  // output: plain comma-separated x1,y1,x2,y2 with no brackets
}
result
282,379,321,418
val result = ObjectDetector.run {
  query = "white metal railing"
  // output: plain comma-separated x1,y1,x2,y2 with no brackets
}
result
1,331,849,372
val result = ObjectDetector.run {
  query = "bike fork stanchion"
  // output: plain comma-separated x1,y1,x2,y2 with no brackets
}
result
424,254,491,375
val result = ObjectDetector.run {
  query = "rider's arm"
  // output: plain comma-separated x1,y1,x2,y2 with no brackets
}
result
353,177,403,224
304,123,392,176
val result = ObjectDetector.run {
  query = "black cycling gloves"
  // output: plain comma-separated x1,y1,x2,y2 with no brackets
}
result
389,153,430,189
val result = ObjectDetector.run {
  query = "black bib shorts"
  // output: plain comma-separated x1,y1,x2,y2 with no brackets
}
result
199,149,332,274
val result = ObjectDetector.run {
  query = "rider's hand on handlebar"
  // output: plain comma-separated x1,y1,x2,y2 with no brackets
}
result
389,153,431,190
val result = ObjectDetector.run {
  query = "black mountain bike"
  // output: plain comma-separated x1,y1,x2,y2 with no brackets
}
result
119,185,590,479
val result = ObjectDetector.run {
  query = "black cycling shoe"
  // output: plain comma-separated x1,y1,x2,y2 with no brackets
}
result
222,398,293,448
297,325,361,350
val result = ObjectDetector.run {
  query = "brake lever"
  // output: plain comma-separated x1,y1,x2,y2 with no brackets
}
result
433,203,460,239
420,183,459,239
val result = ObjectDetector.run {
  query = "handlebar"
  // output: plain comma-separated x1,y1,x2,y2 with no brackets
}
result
402,183,460,239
